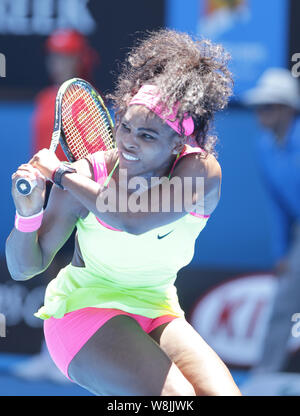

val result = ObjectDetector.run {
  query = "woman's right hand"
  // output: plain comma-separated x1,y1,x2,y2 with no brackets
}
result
11,164,47,217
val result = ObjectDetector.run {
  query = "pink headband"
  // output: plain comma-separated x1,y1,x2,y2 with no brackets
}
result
129,84,194,136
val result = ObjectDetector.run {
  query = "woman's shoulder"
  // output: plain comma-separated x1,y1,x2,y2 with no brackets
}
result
203,152,222,181
174,148,221,216
174,145,221,181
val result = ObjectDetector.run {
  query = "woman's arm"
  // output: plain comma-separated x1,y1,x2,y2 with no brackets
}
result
6,188,80,280
63,153,221,234
31,149,221,235
6,162,86,281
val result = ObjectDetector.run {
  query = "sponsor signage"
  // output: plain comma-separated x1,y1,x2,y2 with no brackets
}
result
189,273,300,368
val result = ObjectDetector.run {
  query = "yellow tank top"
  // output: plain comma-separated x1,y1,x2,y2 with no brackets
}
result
35,145,210,320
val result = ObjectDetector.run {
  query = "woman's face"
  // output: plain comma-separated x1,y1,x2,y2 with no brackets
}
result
115,105,184,178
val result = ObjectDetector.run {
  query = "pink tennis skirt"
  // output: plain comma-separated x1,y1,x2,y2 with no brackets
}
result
43,307,178,380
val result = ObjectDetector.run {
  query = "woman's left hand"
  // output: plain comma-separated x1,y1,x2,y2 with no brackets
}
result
29,149,61,180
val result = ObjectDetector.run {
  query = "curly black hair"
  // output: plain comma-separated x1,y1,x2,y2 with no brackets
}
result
108,29,233,156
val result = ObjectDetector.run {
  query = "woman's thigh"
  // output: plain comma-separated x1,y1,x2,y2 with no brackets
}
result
68,314,196,396
148,317,241,396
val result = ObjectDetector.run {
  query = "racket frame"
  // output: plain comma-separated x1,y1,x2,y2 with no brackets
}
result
58,78,115,162
16,77,115,195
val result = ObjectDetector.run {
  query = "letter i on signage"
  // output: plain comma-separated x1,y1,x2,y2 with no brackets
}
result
0,314,6,337
0,54,6,77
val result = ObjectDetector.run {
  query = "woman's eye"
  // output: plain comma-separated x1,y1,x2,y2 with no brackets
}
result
121,123,130,131
142,134,154,140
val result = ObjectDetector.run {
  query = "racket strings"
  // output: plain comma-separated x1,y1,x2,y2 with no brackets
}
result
63,86,113,156
61,83,115,160
64,85,113,145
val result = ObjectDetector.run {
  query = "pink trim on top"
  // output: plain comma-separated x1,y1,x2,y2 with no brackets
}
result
90,152,123,232
190,212,210,219
168,143,206,178
90,151,107,185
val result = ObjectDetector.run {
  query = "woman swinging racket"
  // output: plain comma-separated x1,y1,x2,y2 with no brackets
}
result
6,29,241,396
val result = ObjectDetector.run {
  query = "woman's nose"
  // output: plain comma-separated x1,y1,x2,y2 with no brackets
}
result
122,132,139,151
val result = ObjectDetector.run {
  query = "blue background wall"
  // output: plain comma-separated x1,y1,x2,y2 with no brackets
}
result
190,108,273,269
166,0,289,96
0,103,32,251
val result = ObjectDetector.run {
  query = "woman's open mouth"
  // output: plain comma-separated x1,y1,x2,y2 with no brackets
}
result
121,151,140,161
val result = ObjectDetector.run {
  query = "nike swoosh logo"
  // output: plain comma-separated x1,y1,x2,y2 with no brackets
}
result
157,230,174,239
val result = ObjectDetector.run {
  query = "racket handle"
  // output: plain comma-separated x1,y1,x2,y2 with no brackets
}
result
16,178,37,196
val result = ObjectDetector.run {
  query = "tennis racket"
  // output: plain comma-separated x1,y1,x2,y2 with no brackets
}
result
16,78,115,195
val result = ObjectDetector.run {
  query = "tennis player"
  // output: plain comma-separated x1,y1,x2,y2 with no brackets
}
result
6,29,241,396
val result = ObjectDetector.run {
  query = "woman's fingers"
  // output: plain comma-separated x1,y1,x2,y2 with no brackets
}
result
13,164,46,180
12,164,47,194
27,149,60,180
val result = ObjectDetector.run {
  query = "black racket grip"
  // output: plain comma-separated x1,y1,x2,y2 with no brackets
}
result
16,178,37,195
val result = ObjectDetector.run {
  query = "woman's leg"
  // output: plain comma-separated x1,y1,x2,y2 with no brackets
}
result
148,317,241,396
67,314,196,396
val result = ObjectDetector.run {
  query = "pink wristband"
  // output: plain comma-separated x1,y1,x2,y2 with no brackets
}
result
15,209,44,232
